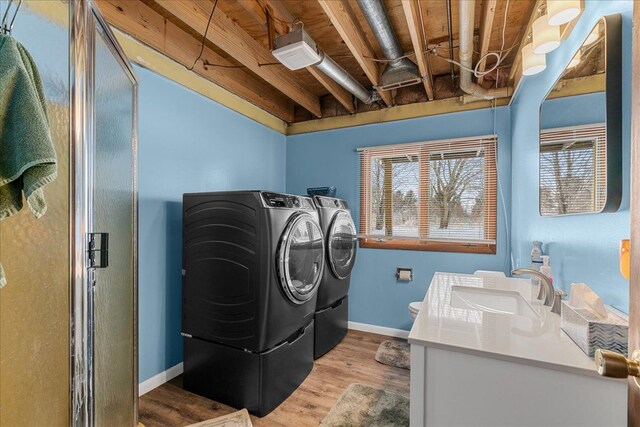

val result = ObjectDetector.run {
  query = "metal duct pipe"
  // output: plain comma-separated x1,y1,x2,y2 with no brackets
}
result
315,52,376,104
458,0,511,101
357,0,420,90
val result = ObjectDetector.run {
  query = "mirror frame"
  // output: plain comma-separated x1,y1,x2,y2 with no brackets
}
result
538,13,623,216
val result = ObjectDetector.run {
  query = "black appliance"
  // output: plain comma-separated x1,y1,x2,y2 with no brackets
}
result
181,191,324,416
312,196,357,359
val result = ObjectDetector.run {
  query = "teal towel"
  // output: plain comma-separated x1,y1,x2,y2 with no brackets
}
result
0,34,56,288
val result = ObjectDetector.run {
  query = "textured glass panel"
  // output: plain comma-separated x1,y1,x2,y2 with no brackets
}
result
0,2,70,426
287,218,323,295
329,212,356,278
93,22,135,427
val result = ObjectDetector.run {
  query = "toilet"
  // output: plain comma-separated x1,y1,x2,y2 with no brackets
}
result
408,301,422,320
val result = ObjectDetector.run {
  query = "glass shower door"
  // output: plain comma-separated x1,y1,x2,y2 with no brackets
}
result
88,7,137,427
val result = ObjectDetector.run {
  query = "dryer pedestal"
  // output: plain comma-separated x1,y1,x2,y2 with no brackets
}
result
314,296,348,359
183,320,314,417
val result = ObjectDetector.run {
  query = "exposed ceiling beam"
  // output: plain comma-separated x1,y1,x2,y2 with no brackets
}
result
236,0,288,36
508,0,543,87
477,0,497,85
239,0,356,113
317,0,394,107
401,0,434,100
155,0,322,118
96,0,294,122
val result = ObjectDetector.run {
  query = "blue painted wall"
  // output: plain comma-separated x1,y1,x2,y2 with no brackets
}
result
510,0,633,312
136,0,633,382
286,107,512,331
137,66,286,382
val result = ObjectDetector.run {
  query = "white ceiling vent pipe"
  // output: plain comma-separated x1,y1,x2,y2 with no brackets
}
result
357,0,422,91
315,52,376,104
272,28,378,105
458,0,511,102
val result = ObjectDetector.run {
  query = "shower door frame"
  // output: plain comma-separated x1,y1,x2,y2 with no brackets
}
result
70,0,139,425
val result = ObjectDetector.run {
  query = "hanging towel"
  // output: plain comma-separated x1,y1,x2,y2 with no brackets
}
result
0,33,56,288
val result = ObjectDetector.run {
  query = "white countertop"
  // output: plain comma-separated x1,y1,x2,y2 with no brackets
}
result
408,272,617,378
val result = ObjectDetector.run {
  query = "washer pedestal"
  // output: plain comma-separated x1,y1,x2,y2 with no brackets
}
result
183,320,314,417
314,296,348,359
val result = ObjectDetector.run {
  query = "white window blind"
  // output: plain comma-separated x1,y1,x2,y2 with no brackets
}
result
540,124,606,216
359,135,497,246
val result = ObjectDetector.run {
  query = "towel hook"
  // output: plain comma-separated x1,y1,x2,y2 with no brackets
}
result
1,0,23,35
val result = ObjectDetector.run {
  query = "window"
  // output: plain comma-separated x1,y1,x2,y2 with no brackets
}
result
539,124,607,216
359,135,497,254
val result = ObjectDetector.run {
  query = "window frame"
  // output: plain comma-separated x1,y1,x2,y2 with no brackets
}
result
359,138,497,254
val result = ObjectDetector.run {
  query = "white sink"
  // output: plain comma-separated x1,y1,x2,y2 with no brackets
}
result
449,285,540,319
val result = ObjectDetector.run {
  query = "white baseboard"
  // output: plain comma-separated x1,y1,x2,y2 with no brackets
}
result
139,362,184,396
348,321,410,339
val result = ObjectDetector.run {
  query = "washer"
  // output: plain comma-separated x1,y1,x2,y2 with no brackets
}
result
181,191,324,416
313,195,358,358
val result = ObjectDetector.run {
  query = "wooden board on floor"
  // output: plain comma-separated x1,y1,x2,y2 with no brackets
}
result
138,330,409,427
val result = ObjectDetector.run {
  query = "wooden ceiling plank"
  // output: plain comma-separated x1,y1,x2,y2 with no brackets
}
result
236,0,269,32
401,0,434,100
237,0,289,35
155,0,322,117
239,0,356,113
317,0,394,107
477,0,497,85
263,0,295,35
508,0,543,85
96,0,294,122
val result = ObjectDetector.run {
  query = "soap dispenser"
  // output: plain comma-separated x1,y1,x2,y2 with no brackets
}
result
530,241,544,272
540,255,553,284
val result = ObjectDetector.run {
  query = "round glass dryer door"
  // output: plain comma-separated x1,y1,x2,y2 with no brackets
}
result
328,211,357,279
278,213,324,304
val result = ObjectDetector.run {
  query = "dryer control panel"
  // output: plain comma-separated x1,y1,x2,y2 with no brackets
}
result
261,192,315,210
314,195,348,209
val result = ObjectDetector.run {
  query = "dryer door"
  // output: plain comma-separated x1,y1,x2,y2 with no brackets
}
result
328,211,357,279
277,213,324,304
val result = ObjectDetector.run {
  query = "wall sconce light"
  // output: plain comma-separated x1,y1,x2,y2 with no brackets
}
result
522,42,546,76
533,14,561,54
547,0,581,26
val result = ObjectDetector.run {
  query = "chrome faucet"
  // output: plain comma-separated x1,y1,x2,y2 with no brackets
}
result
512,268,563,315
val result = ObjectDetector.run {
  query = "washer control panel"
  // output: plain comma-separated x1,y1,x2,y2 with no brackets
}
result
262,192,315,210
314,195,348,209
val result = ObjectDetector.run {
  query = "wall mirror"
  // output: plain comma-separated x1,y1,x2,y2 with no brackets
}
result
539,14,622,216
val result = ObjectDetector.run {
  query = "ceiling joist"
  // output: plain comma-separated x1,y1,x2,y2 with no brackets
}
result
155,0,322,118
239,0,356,114
318,0,394,107
401,0,435,100
96,0,295,122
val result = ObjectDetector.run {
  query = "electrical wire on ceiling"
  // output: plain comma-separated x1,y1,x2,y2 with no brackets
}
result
438,0,511,79
191,0,516,91
188,0,219,71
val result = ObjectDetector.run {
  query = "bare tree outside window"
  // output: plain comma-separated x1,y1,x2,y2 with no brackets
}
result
360,136,497,252
429,153,485,240
540,133,605,216
370,156,419,237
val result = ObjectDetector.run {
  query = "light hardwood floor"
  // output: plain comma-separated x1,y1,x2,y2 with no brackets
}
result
139,330,410,427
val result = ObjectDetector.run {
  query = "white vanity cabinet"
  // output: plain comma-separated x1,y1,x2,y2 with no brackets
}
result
409,273,627,427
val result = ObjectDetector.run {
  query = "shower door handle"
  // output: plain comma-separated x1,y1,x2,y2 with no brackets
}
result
87,232,109,268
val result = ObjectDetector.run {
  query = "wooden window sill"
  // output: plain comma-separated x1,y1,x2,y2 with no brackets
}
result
359,238,497,255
